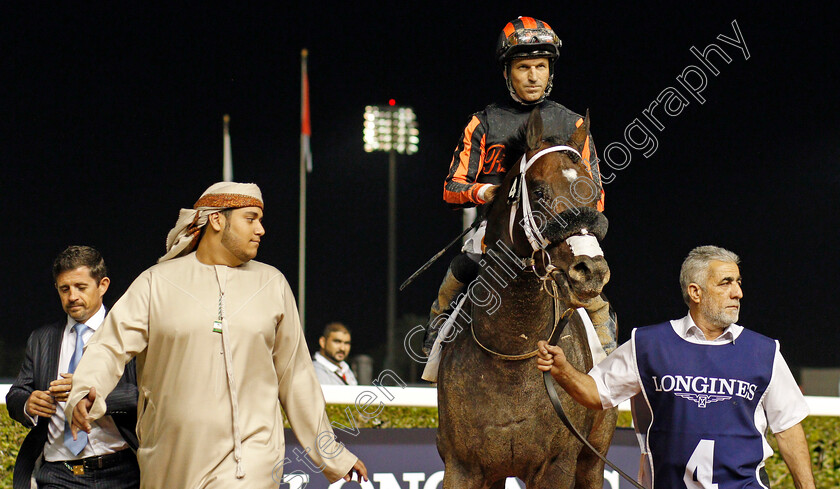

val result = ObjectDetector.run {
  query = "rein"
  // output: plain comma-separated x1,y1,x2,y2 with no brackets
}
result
470,280,573,360
468,261,644,489
542,335,646,489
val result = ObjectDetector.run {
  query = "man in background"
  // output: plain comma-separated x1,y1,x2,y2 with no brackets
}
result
6,245,138,488
313,322,358,386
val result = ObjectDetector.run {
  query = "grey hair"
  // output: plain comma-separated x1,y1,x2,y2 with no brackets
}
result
679,245,740,306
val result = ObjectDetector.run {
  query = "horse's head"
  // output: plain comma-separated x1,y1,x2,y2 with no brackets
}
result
485,108,609,307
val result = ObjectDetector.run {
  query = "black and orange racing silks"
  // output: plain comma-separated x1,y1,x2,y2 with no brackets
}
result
443,99,605,212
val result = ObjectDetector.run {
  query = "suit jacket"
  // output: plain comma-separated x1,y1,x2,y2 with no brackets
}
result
5,320,139,489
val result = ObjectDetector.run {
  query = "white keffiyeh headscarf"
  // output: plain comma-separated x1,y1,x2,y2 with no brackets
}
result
158,182,263,263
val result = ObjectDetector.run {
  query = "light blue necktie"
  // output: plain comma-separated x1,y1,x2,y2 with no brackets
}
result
64,323,89,455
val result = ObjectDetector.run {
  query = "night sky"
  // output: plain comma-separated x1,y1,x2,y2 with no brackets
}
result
2,3,839,374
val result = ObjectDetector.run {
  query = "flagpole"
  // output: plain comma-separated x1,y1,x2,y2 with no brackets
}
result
223,114,233,182
299,49,309,331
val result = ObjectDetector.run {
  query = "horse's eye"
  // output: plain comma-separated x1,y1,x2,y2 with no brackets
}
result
534,188,545,199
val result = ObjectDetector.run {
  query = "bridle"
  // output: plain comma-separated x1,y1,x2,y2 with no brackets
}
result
504,145,585,297
508,145,582,252
481,145,645,489
474,144,590,361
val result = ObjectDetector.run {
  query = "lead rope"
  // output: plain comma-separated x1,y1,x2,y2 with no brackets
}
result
542,284,644,489
214,266,246,478
468,277,642,487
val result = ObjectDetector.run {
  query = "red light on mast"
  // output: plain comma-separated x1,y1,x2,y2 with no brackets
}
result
388,99,396,106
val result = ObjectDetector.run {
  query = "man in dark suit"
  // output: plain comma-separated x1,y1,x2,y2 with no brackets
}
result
6,246,139,488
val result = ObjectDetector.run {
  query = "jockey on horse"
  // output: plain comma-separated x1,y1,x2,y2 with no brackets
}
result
423,16,617,357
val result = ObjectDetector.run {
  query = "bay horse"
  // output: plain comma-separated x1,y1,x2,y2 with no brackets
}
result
434,108,617,489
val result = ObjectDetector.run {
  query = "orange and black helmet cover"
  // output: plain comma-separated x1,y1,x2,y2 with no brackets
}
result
496,16,562,64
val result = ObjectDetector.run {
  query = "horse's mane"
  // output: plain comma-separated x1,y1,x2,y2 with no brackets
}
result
484,117,605,245
506,124,560,156
489,123,580,217
506,124,529,159
506,123,581,168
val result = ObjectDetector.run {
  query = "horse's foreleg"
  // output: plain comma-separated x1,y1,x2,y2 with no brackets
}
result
441,459,488,489
527,453,577,489
574,407,618,489
488,479,507,489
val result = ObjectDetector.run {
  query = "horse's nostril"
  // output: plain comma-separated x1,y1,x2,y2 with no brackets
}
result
568,261,591,282
564,255,611,302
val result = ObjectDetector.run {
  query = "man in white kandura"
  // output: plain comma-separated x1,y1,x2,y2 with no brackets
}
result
66,182,368,488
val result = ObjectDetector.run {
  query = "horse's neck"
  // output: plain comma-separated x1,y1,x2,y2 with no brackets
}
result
472,258,559,335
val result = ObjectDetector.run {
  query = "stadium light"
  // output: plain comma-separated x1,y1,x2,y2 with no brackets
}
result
363,104,419,371
363,105,419,155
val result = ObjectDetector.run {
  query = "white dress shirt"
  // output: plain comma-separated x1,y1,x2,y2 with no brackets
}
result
39,305,129,461
312,352,358,385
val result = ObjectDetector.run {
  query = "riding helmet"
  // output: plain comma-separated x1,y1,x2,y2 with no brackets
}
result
496,16,561,64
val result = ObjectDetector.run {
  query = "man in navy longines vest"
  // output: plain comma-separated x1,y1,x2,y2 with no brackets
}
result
536,245,815,489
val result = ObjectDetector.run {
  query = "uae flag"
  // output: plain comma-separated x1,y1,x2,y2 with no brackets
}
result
301,49,312,173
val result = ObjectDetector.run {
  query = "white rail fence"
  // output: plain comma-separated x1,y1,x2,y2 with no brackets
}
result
3,384,839,416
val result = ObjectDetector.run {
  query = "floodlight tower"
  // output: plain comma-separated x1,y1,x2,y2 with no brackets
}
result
363,102,419,370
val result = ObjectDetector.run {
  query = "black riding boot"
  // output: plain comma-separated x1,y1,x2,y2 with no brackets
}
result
422,267,467,355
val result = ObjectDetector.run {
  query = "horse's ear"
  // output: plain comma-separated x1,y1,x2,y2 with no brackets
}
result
569,109,590,152
525,108,544,151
